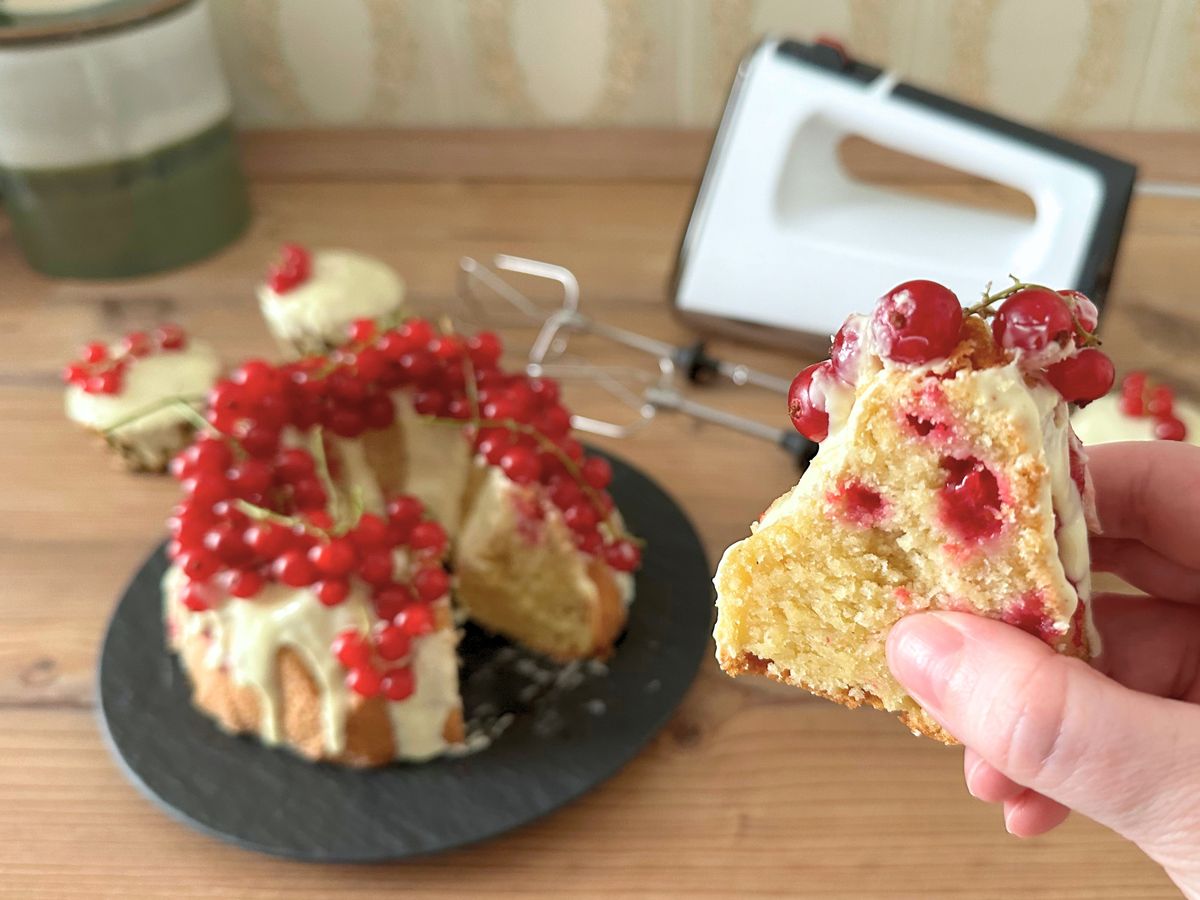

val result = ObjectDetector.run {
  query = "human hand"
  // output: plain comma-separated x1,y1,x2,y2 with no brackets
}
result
886,440,1200,897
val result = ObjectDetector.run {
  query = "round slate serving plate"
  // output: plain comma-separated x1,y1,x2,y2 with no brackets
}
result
97,450,713,861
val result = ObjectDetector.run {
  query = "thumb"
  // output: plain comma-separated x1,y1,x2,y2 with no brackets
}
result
887,611,1200,860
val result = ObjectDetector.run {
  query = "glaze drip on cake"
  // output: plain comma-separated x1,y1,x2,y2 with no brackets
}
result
715,279,1112,742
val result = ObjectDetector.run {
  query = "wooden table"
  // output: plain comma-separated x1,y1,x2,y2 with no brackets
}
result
2,130,1195,898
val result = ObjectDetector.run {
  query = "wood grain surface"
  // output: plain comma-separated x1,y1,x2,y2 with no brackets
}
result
1,129,1195,898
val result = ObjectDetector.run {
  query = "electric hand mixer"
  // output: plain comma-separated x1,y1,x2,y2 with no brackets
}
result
457,37,1139,468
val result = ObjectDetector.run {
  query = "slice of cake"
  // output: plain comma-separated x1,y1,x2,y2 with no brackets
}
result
257,244,406,357
164,319,640,765
714,280,1113,742
62,326,220,472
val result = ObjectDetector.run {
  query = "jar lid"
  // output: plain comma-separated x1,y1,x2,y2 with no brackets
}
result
0,0,191,45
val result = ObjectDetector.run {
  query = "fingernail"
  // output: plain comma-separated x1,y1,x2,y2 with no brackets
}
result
887,613,966,712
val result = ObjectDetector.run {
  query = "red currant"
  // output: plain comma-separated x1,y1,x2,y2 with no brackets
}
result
351,513,390,550
225,568,265,598
829,314,866,383
787,361,832,442
332,629,371,668
380,667,415,701
346,666,382,698
467,332,503,369
154,323,186,350
347,319,377,343
272,550,317,587
1044,348,1115,406
604,540,641,572
1154,416,1187,441
310,578,346,607
991,288,1075,364
267,243,311,294
181,583,213,612
122,331,151,357
394,604,435,637
537,406,572,439
203,525,253,567
275,448,315,483
413,566,450,603
81,341,109,364
1146,385,1175,417
499,446,541,485
374,625,412,661
245,522,289,559
87,369,122,395
871,280,963,364
178,548,220,582
308,537,358,577
574,529,603,555
549,475,583,509
358,550,395,587
1059,290,1099,338
373,583,415,620
227,460,273,498
410,521,448,556
580,456,612,490
563,501,599,533
398,350,435,383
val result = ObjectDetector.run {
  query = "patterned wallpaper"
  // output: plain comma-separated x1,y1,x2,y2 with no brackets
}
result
209,0,1200,130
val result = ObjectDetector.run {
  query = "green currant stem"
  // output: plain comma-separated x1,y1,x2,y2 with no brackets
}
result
235,499,329,538
100,394,206,437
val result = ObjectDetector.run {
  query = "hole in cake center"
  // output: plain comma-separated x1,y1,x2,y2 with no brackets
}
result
938,455,1003,542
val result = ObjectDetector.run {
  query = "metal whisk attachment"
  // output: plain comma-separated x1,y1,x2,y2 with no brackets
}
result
455,254,817,468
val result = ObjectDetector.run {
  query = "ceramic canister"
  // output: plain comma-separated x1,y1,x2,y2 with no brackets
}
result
0,0,250,278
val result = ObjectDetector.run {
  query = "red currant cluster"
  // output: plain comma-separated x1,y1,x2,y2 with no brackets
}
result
788,280,1115,442
266,243,312,295
1118,371,1188,441
331,607,436,700
62,324,187,395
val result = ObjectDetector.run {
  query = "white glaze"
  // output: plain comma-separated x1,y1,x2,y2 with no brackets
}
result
257,249,404,354
64,341,220,435
1071,392,1200,447
395,395,473,533
163,565,461,761
328,434,385,516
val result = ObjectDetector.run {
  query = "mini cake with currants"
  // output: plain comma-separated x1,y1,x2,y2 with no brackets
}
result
163,318,640,765
714,280,1112,742
256,244,406,357
1072,370,1198,446
63,326,221,472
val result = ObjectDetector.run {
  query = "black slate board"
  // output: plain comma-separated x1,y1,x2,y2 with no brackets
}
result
97,451,713,861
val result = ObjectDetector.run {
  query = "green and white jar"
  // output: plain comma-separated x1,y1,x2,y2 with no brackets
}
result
0,0,250,278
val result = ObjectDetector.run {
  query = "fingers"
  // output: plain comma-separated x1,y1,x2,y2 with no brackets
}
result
887,611,1200,857
964,750,1072,836
1089,593,1200,701
1003,790,1071,838
964,748,1022,802
1086,441,1200,570
1090,536,1200,604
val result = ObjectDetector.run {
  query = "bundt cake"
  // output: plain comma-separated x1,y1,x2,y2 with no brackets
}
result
62,326,221,472
257,244,406,357
714,280,1113,742
162,315,640,765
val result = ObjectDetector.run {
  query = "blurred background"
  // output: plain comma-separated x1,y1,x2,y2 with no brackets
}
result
210,0,1200,130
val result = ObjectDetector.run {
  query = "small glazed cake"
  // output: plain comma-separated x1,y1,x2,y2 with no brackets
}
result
62,326,220,472
165,318,640,765
1072,370,1198,446
714,280,1112,742
257,244,405,357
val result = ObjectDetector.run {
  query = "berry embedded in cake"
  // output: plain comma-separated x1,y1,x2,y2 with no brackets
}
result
256,244,406,357
714,279,1111,743
163,318,641,765
1072,370,1198,446
62,325,221,472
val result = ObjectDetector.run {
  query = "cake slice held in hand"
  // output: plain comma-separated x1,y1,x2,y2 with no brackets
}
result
714,279,1112,742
